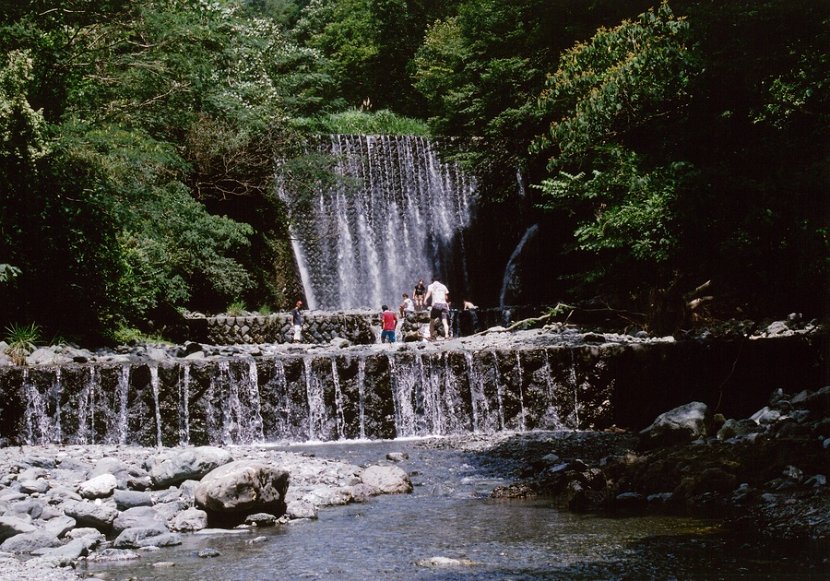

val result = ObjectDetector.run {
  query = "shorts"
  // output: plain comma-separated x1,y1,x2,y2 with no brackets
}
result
381,330,396,343
430,303,449,321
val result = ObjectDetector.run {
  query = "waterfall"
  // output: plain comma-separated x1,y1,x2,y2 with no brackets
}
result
272,359,291,441
499,223,540,310
304,357,324,441
463,352,485,433
243,359,264,443
23,369,51,444
150,366,163,448
388,357,416,437
117,365,130,445
491,352,506,430
331,358,346,440
179,364,190,446
543,351,565,429
515,352,526,432
568,350,580,427
357,358,367,439
280,135,477,310
77,367,97,444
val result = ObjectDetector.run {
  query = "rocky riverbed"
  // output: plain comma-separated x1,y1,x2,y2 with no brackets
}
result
0,444,412,580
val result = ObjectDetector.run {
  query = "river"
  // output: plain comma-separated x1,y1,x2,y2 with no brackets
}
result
75,436,829,580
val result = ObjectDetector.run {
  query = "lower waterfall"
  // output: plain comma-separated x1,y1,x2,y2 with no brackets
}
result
0,332,823,447
4,347,589,446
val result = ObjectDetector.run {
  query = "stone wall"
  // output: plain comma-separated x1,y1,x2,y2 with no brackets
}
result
186,312,377,345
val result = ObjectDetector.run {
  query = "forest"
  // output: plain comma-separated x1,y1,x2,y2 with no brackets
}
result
0,0,827,345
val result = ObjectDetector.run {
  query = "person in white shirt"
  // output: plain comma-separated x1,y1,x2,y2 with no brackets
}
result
399,293,415,318
425,279,450,339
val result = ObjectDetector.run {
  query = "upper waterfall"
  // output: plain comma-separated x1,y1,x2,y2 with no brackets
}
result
281,135,477,310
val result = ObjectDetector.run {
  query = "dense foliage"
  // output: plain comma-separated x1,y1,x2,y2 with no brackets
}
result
0,0,826,344
409,0,828,322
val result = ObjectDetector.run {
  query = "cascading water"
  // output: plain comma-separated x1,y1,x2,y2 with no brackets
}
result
117,365,130,445
279,135,477,309
499,223,540,311
179,365,190,446
150,366,162,448
5,346,626,446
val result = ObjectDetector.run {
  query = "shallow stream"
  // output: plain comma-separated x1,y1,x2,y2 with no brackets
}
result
80,438,826,580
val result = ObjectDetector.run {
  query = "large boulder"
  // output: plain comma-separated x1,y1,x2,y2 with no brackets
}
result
639,401,712,449
194,461,289,526
360,465,413,494
148,447,233,488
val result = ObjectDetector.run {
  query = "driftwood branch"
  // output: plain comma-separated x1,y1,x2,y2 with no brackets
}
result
472,313,554,336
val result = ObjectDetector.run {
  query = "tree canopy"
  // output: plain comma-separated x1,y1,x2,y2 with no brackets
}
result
1,0,826,343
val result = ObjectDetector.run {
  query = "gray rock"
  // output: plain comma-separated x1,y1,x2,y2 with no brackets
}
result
0,516,36,542
717,418,761,440
168,507,208,532
360,465,412,494
78,473,117,499
85,547,140,562
113,489,153,510
91,458,151,490
750,406,781,425
26,347,72,366
63,499,118,532
154,500,189,522
302,486,352,507
113,527,181,548
40,515,76,538
243,513,277,527
194,461,289,518
65,527,105,543
285,499,318,520
18,478,50,495
5,498,45,520
148,447,234,488
32,535,98,563
112,506,167,536
639,402,711,449
0,530,61,554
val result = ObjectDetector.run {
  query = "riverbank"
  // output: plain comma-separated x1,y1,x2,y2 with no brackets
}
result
468,386,830,559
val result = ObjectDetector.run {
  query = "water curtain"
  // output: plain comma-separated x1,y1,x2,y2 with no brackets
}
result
281,135,477,310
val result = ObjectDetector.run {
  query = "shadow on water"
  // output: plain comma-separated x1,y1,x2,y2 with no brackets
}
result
80,438,829,581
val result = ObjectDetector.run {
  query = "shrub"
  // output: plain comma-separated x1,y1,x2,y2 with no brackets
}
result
4,322,41,365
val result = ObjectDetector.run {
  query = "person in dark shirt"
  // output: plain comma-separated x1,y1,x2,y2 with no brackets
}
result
291,300,303,343
413,279,426,311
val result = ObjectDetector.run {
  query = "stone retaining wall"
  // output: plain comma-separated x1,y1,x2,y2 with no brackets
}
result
186,312,378,345
187,309,478,345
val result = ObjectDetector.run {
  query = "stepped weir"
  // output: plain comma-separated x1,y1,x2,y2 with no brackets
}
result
0,333,824,447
